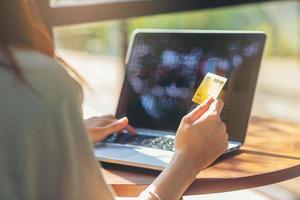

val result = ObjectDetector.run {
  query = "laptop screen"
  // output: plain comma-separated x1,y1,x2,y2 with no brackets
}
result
117,30,266,142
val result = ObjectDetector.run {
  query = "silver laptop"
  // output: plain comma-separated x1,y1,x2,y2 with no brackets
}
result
94,29,266,170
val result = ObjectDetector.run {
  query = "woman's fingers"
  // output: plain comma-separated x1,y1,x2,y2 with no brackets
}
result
100,114,116,120
193,99,224,127
99,117,129,136
99,119,136,135
88,116,137,143
85,116,116,127
199,99,224,119
90,118,126,142
126,124,137,135
183,97,214,125
101,117,136,135
210,99,224,114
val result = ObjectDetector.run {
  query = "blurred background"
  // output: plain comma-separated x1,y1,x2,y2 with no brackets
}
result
48,0,300,199
51,0,300,123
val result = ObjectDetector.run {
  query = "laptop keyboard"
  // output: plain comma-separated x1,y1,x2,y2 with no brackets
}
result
104,132,175,152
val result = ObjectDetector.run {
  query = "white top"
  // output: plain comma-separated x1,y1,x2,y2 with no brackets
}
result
0,48,114,200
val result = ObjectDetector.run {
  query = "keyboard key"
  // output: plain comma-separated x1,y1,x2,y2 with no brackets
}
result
104,133,175,151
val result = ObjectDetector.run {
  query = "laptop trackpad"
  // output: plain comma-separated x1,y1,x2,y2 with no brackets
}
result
94,144,174,170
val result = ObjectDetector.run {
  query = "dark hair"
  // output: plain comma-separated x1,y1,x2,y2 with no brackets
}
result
0,0,85,85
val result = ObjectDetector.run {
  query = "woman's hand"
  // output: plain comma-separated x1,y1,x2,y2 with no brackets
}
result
142,98,228,200
84,115,136,143
174,98,228,171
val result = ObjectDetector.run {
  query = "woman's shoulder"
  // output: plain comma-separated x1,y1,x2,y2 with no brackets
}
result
0,47,83,109
12,47,59,70
12,47,83,101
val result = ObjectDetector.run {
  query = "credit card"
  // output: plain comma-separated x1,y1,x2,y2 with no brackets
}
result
192,72,227,104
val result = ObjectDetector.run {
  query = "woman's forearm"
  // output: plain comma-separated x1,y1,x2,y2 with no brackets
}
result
138,100,228,200
141,151,199,200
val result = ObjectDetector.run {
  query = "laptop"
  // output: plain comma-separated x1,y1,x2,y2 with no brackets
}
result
94,29,266,170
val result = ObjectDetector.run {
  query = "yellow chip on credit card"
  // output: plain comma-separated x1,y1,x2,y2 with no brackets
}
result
192,72,227,104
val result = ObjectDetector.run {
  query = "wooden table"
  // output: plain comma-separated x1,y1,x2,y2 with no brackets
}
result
101,117,300,197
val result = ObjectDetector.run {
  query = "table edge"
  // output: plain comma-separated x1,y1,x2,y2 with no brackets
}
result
111,164,300,197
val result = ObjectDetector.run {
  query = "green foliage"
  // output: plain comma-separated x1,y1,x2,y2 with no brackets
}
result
127,3,299,58
54,1,300,57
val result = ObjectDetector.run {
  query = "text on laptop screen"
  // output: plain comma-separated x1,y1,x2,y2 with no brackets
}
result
117,32,265,141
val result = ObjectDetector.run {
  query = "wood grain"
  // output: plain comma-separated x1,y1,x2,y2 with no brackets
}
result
101,117,300,197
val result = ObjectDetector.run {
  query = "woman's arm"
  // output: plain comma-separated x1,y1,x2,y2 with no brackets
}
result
140,99,228,200
84,98,227,200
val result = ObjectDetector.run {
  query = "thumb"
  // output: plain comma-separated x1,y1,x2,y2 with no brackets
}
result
199,99,224,121
208,99,224,114
183,97,214,125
